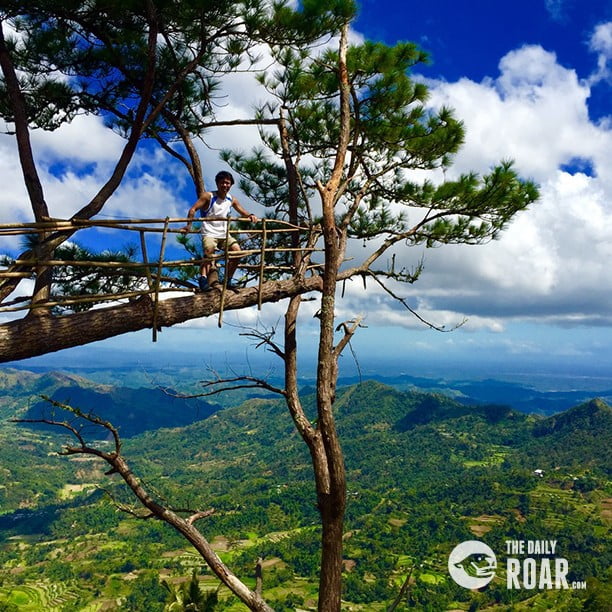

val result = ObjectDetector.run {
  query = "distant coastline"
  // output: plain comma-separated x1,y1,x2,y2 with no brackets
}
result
4,362,612,417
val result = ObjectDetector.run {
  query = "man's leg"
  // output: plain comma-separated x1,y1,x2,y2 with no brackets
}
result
226,241,242,282
199,236,218,291
203,246,220,288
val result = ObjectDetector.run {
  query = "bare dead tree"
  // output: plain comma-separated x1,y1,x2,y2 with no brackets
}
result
12,397,274,612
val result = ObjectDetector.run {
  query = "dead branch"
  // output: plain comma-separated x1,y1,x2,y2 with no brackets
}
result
161,374,285,399
12,395,273,610
333,316,365,358
368,273,466,332
387,558,420,612
239,326,286,361
187,509,216,525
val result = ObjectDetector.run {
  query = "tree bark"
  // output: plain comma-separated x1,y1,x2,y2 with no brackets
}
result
255,557,264,596
0,21,49,221
0,276,323,362
313,24,350,611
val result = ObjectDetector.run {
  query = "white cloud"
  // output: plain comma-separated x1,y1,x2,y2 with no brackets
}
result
1,113,146,222
100,172,186,221
589,21,612,85
0,138,30,229
0,278,34,324
31,114,125,165
3,26,612,354
591,21,612,56
369,42,608,330
425,45,608,184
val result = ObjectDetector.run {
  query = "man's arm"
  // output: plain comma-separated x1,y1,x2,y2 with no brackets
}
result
180,193,212,233
232,198,258,222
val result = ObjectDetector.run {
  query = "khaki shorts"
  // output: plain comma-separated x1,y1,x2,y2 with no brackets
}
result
202,235,238,254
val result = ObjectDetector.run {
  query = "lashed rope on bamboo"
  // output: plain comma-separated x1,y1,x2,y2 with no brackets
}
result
0,217,321,339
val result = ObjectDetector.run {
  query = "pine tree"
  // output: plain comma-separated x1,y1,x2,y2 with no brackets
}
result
2,3,538,610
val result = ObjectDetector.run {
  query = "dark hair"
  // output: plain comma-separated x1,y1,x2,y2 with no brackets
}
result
215,170,234,185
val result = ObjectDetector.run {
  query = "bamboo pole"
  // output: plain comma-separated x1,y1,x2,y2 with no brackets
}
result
0,271,32,278
11,258,221,269
152,218,170,342
258,219,267,310
0,217,310,232
0,286,190,314
217,216,232,328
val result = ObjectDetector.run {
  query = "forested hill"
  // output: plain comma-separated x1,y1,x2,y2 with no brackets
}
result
1,375,610,610
124,379,611,495
0,368,220,436
6,364,612,415
534,397,612,434
527,398,612,472
4,369,611,472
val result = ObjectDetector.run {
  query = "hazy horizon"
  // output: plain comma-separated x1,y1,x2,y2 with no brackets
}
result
6,341,612,394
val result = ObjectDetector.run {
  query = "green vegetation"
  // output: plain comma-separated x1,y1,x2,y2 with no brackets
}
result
0,369,220,438
0,372,610,610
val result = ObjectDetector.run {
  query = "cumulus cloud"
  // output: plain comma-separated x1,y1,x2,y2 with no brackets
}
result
32,114,125,165
589,21,612,85
2,22,612,361
366,42,610,332
425,45,607,183
1,113,158,222
0,138,30,229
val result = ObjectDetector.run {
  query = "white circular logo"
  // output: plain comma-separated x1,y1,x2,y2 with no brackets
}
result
448,540,497,589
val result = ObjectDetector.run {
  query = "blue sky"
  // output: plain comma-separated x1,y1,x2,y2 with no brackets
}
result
357,1,609,95
2,1,612,383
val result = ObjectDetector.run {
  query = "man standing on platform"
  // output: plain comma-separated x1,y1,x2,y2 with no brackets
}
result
180,171,258,291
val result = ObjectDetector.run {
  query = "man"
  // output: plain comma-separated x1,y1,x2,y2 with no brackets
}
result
180,171,258,291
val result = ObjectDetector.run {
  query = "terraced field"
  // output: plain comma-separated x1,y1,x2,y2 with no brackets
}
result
0,580,91,611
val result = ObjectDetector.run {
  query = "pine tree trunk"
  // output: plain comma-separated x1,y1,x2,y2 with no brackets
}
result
317,484,346,610
0,275,323,362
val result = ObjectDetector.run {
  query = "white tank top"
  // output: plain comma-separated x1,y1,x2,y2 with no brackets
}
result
200,192,233,238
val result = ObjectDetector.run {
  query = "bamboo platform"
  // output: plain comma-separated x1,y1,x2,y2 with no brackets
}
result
0,216,321,335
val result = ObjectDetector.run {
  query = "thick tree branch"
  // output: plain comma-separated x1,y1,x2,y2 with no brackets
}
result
284,295,319,445
13,400,273,612
0,20,49,221
0,275,323,363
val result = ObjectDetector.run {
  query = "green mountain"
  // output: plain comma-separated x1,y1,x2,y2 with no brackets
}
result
534,397,612,434
0,374,610,611
524,398,612,473
11,363,612,415
0,368,221,437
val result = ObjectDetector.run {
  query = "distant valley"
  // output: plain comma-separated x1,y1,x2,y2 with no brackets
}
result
0,367,610,610
0,368,221,437
5,363,612,418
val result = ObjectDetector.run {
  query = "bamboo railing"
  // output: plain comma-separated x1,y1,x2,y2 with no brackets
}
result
0,217,322,333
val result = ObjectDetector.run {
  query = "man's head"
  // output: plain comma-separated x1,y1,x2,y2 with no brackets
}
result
215,171,235,186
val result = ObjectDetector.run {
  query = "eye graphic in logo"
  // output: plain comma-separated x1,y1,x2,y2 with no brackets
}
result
448,540,497,589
